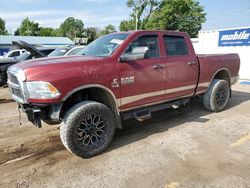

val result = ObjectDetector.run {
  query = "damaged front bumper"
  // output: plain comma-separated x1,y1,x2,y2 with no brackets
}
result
19,104,42,128
7,66,62,128
18,103,62,128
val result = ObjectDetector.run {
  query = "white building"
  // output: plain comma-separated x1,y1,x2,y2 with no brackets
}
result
192,27,250,80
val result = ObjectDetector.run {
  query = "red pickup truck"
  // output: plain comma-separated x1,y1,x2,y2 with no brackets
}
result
7,30,240,158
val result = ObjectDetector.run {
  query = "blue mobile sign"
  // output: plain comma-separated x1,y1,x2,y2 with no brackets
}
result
218,28,250,47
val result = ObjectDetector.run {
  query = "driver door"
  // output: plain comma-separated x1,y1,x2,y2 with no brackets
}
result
118,35,165,111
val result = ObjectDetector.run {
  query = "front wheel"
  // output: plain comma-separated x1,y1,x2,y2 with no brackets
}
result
60,101,116,158
203,79,230,112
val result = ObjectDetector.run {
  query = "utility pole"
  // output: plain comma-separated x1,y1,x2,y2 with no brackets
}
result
135,9,138,30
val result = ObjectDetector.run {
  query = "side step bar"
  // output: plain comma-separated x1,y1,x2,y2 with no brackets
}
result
122,98,190,121
134,109,152,122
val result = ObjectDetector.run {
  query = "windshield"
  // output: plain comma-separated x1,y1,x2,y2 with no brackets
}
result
48,48,69,57
77,33,129,57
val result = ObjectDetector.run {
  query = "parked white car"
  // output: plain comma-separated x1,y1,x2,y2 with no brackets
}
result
48,46,85,57
65,46,85,56
0,49,26,59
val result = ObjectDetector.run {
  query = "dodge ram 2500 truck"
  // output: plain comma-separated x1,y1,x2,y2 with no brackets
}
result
7,30,240,158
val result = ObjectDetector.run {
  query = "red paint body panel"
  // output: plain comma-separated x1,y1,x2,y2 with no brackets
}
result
12,30,240,112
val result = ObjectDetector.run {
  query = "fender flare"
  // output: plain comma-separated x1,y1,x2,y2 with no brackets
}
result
61,84,122,128
208,68,231,89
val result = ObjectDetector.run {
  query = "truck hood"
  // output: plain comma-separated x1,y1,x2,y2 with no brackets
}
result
16,55,104,70
13,55,106,81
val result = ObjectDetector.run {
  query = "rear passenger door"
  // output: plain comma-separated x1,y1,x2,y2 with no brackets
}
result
162,35,199,100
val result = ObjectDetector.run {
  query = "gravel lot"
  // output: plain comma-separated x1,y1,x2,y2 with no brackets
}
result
0,83,250,188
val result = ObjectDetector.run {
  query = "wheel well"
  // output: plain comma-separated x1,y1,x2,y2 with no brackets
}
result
60,87,117,117
59,87,122,128
213,70,230,85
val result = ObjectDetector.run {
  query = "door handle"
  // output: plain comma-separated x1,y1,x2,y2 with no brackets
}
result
188,61,197,65
153,64,164,69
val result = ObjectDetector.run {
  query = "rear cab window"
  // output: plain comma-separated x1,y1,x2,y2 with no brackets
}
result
164,35,189,56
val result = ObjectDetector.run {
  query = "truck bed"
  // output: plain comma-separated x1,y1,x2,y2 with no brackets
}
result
196,53,240,94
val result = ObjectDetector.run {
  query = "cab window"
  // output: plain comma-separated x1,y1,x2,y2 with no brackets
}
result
164,35,189,56
126,35,160,58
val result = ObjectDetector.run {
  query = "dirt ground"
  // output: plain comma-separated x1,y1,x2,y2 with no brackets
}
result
0,83,250,188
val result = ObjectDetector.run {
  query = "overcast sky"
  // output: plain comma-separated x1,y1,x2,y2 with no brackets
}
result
0,0,249,34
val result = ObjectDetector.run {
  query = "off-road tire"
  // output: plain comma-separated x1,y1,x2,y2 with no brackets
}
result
60,101,116,158
203,79,230,112
0,71,7,87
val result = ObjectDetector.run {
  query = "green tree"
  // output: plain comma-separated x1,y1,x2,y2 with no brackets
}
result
146,0,206,37
83,27,98,43
16,17,40,36
52,28,62,37
0,17,8,35
127,0,158,29
99,24,116,36
59,17,84,39
119,20,135,31
39,27,57,36
120,0,158,31
14,28,20,36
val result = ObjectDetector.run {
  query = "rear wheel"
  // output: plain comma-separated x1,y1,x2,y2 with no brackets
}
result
203,79,230,112
60,101,116,158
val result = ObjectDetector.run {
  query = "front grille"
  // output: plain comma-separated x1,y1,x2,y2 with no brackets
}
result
7,72,25,103
11,88,23,100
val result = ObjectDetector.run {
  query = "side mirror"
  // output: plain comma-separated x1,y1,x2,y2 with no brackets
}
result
120,46,149,62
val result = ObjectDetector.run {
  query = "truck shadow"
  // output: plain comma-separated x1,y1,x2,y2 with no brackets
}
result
1,89,249,163
108,90,250,152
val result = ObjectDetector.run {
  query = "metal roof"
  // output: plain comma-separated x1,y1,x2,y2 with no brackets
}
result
0,35,74,46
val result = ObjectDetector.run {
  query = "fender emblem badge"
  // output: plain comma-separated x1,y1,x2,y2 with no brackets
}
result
111,78,120,88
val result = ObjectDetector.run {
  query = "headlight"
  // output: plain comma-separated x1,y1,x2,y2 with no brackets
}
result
25,81,60,99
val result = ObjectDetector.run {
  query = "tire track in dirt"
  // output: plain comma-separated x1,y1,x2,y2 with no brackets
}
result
0,99,13,104
0,130,65,165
